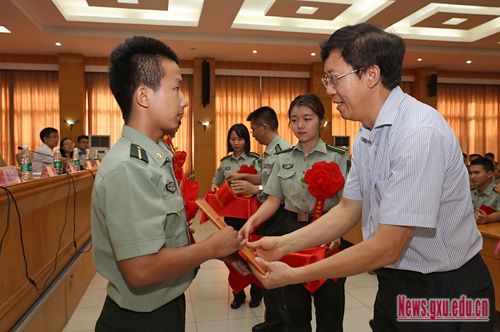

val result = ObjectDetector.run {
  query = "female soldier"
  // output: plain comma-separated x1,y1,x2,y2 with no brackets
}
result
211,123,264,309
241,94,347,332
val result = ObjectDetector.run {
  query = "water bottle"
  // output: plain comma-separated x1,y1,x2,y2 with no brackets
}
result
53,148,63,175
72,148,80,171
20,144,32,181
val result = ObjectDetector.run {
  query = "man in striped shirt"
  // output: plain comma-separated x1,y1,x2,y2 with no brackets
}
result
250,23,494,331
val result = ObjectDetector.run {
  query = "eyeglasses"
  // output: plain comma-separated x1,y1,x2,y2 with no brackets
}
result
321,69,360,88
250,124,263,133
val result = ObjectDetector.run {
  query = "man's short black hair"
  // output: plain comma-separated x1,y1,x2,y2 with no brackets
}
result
109,36,179,123
247,106,278,131
320,23,405,90
470,157,495,172
39,127,58,142
77,135,89,142
485,152,495,161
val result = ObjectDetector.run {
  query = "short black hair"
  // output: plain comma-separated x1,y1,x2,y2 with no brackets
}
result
227,124,251,155
320,23,405,90
77,135,89,142
470,157,495,172
485,152,495,161
469,153,482,160
288,93,325,121
247,106,278,131
109,36,179,123
39,127,58,142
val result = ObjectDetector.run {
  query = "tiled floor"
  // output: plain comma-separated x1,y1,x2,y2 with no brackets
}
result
63,217,376,332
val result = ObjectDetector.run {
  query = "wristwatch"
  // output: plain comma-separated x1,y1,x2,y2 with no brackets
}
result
258,185,264,194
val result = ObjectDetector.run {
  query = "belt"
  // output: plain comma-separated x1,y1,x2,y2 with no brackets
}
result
286,210,328,222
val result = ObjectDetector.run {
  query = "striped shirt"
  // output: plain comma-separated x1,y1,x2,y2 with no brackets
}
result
343,87,482,273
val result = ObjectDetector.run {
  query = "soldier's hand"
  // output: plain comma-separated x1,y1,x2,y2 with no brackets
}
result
239,219,255,240
475,209,489,224
230,180,258,195
225,173,246,182
210,184,218,192
208,227,245,258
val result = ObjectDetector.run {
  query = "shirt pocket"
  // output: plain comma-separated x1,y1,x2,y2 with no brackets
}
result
374,179,389,207
162,191,189,248
278,168,298,197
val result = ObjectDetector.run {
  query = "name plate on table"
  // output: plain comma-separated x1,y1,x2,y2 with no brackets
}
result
66,162,77,173
196,200,267,276
0,166,21,186
41,164,57,178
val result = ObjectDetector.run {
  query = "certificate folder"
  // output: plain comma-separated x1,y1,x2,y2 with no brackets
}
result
196,200,267,276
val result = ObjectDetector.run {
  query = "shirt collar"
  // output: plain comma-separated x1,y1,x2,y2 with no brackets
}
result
295,138,327,155
231,153,247,161
359,86,406,141
121,125,171,165
265,135,281,156
478,180,498,197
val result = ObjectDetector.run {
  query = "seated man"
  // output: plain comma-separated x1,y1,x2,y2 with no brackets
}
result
33,127,59,173
470,157,500,224
76,135,89,157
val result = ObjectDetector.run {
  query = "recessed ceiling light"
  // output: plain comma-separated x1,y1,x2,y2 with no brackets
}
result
117,0,139,4
442,17,468,25
0,26,11,33
466,60,472,64
296,6,318,15
252,50,258,54
55,42,62,47
310,52,316,56
417,58,423,62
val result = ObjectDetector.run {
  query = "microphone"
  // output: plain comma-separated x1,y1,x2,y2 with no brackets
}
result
17,146,53,157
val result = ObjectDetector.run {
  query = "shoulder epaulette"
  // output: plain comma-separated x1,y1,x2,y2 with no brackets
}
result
130,144,148,163
220,154,232,162
276,147,293,155
248,152,260,159
326,144,346,154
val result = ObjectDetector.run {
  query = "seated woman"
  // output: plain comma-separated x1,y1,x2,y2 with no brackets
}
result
60,137,74,159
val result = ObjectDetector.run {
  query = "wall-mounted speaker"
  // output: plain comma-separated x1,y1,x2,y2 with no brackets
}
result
202,60,210,107
427,73,438,97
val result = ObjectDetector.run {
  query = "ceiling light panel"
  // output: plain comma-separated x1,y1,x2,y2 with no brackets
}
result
442,17,468,25
387,3,500,42
296,6,318,15
233,0,395,34
51,0,203,26
0,26,11,33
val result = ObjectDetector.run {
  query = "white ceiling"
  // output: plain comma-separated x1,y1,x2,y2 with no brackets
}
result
0,0,499,72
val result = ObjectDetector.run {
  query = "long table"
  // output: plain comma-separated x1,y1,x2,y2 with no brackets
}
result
0,171,96,332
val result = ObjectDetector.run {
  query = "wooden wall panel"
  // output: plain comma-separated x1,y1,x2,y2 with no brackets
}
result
0,171,94,332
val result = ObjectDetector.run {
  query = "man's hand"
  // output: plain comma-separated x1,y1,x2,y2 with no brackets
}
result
230,180,258,195
219,253,251,276
250,257,296,289
247,236,286,261
206,227,245,258
210,184,218,192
